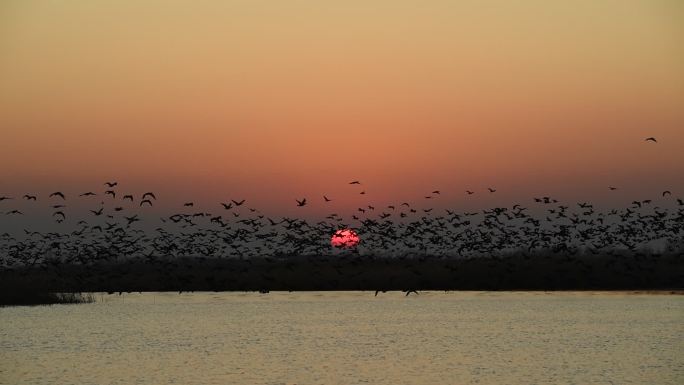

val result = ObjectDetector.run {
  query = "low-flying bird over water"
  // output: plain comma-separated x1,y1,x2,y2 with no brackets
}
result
105,190,116,198
645,137,657,143
231,199,246,206
50,192,65,199
184,202,194,207
296,198,307,207
123,195,134,201
662,191,672,197
140,199,153,207
104,181,118,187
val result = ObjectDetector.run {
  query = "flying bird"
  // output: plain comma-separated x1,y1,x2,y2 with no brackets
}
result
50,192,65,199
123,195,134,201
184,202,194,207
662,191,672,197
231,199,246,206
23,195,37,201
142,192,157,200
221,202,233,210
609,187,617,191
296,198,307,207
323,196,331,202
105,190,116,198
104,181,118,187
140,199,153,207
349,181,361,185
645,137,657,143
488,188,496,193
466,191,474,195
80,192,96,197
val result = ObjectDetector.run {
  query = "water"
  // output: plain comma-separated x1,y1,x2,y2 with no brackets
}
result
1,292,682,384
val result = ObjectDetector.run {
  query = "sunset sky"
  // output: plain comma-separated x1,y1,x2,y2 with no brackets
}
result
1,0,683,216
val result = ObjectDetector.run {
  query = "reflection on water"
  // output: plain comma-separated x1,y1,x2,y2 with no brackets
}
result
1,292,682,384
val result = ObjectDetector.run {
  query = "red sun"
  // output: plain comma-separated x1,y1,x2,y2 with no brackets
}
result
331,229,360,248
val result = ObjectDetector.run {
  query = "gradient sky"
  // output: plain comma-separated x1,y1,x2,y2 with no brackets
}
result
1,0,683,216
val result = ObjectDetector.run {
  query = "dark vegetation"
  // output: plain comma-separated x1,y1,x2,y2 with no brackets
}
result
1,252,682,299
0,291,94,307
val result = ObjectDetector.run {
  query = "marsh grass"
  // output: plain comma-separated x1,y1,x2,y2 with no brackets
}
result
0,291,95,307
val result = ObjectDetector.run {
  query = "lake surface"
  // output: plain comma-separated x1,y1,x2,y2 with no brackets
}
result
1,292,682,384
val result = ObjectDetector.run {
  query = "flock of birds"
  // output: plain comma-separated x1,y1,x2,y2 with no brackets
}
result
0,137,681,290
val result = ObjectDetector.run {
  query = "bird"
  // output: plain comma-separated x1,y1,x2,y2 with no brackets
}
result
0,196,13,201
90,208,104,216
23,195,37,201
432,190,440,194
184,202,194,207
80,192,96,197
645,137,657,143
349,181,361,185
323,196,331,202
466,191,474,195
609,187,618,191
221,202,233,210
105,190,116,198
104,181,118,187
488,188,496,193
140,199,153,207
231,199,246,206
123,195,134,201
142,192,156,200
662,191,672,197
296,198,307,207
50,192,65,199
5,210,22,215
360,191,366,195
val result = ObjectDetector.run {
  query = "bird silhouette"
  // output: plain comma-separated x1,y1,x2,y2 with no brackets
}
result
140,199,153,207
488,188,496,193
104,181,118,187
645,137,657,143
50,192,65,199
23,195,37,201
349,181,361,185
296,198,307,207
231,199,246,206
323,196,331,202
142,192,156,200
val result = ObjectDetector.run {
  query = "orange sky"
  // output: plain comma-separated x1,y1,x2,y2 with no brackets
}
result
1,0,683,215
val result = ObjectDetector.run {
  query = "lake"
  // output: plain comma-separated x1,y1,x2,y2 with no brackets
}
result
1,292,682,384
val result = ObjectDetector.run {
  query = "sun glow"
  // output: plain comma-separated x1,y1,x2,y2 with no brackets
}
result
331,229,360,248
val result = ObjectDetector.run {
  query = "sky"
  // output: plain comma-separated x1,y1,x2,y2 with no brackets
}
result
1,0,683,217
